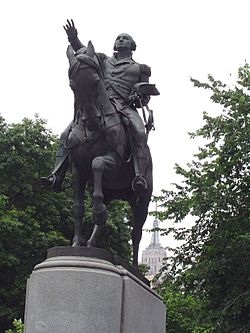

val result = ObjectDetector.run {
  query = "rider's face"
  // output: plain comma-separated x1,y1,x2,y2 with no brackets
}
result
115,34,133,51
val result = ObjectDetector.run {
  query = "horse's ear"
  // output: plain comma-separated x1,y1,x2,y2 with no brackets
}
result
86,41,95,58
66,45,75,62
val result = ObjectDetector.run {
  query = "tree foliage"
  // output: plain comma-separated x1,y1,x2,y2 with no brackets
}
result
157,278,212,333
157,64,250,332
0,116,72,330
0,116,132,331
5,319,24,333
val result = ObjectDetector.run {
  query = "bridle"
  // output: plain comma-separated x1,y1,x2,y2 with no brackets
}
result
69,53,119,126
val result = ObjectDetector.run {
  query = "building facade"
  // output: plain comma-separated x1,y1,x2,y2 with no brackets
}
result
141,216,166,277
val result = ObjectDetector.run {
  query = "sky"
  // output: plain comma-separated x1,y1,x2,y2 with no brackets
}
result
0,0,249,259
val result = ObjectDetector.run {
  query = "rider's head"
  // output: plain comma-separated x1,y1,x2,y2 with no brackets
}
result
113,33,136,52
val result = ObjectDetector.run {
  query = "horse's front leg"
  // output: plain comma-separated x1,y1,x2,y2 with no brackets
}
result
87,155,116,247
71,163,86,247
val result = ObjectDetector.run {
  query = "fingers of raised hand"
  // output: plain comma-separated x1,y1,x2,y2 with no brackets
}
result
63,19,75,31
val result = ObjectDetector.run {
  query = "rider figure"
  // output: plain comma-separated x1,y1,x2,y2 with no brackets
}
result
40,20,153,193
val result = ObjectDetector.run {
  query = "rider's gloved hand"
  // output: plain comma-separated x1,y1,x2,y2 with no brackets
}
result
63,19,78,41
129,92,150,108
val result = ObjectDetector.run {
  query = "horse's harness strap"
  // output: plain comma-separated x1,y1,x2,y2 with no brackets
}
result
81,111,117,122
81,114,102,122
76,54,102,78
138,99,155,133
104,119,123,132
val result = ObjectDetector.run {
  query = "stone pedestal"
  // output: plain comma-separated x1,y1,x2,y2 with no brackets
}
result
24,247,166,333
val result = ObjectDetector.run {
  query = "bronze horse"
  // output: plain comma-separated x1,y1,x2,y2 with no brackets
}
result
66,42,153,266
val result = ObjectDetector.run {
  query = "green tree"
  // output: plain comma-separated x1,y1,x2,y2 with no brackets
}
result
0,115,132,331
138,263,150,275
157,277,212,333
5,319,24,333
0,116,72,331
157,64,250,332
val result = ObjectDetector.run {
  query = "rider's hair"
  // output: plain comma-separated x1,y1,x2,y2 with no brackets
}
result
113,34,136,52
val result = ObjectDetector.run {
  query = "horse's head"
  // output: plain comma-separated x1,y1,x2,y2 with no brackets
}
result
67,42,104,126
67,41,95,67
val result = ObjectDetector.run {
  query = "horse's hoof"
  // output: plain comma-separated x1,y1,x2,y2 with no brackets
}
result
86,240,96,248
72,237,83,247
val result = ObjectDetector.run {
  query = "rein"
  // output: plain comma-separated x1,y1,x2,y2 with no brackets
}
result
73,53,124,132
71,53,109,124
75,53,104,80
69,52,126,148
67,51,132,163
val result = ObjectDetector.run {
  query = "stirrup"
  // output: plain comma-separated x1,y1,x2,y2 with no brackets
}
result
39,175,62,192
40,175,56,188
132,175,147,193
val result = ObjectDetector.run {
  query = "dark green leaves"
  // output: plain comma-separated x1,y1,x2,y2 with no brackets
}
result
157,64,250,332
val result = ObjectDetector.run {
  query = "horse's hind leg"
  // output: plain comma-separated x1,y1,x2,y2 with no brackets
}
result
71,164,86,246
130,193,151,266
87,154,116,247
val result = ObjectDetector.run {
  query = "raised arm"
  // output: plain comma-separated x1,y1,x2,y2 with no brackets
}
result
63,19,84,52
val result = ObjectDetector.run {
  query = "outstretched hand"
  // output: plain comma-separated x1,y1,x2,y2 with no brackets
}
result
63,19,78,40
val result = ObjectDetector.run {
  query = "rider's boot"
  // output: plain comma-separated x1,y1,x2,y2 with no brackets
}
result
39,142,69,192
132,146,148,194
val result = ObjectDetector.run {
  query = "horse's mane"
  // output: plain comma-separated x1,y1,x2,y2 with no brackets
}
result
68,45,102,79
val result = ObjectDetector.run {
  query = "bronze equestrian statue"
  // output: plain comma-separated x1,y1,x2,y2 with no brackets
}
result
39,20,159,266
